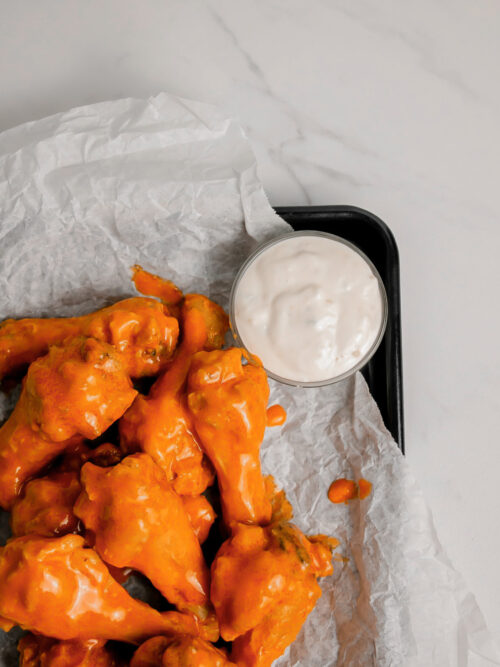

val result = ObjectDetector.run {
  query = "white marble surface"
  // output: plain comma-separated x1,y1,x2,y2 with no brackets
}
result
1,0,499,650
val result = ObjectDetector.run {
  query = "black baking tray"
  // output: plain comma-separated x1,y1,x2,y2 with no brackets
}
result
274,205,404,453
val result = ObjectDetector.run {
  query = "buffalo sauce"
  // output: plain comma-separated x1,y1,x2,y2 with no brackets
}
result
328,478,372,504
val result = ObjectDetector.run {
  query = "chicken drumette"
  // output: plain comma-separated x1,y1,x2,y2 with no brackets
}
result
0,337,137,509
0,296,180,382
119,294,228,497
0,534,200,643
186,348,273,527
74,453,217,639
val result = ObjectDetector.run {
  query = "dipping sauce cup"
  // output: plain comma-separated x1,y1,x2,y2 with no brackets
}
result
230,231,388,387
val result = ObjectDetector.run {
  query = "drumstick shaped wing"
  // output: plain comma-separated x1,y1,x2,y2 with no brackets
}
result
119,294,228,497
74,453,217,639
0,534,199,643
0,296,179,381
0,337,137,509
187,348,272,527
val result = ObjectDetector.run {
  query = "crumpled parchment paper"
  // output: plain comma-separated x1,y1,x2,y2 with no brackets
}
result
0,93,498,667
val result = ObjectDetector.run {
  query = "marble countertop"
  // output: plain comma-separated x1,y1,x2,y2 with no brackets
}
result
1,0,499,649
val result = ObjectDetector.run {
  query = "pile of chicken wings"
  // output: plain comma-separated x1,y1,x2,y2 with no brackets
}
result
0,267,338,667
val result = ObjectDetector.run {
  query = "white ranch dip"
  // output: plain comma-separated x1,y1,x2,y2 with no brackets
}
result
232,233,385,384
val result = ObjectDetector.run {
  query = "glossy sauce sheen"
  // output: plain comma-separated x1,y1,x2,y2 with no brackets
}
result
234,235,384,383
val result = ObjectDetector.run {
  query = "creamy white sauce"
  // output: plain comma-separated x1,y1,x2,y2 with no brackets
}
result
233,235,384,383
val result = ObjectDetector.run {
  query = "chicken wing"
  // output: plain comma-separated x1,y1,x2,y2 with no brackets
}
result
0,534,200,642
11,443,123,538
10,471,81,538
0,296,179,381
74,453,217,639
18,634,124,666
0,337,137,509
186,348,272,526
131,635,232,667
119,294,228,496
211,503,337,657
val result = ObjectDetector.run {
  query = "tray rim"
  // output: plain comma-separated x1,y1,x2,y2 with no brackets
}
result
274,204,405,453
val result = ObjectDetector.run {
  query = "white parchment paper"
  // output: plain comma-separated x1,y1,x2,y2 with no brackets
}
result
0,93,498,666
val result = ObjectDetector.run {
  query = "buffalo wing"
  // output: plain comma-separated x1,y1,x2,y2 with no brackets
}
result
187,348,272,526
74,453,216,638
0,297,179,382
0,534,199,642
0,337,136,509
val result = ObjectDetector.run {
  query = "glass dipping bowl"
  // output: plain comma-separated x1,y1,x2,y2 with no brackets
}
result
229,230,388,387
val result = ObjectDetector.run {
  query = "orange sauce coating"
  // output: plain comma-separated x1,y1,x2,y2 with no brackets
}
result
131,635,232,667
74,454,215,629
132,265,183,306
358,478,373,499
10,472,82,538
18,634,123,667
0,338,136,509
0,297,179,381
119,294,228,496
187,348,272,526
0,534,200,643
181,495,216,544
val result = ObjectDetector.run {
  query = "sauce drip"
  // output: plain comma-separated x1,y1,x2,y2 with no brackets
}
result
328,478,372,504
266,404,287,426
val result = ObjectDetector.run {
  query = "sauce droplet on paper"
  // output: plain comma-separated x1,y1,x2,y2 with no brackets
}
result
328,478,372,504
266,404,287,427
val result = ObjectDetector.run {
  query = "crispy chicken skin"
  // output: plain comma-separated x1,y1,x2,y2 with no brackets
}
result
131,635,232,667
0,535,200,643
0,337,137,509
74,453,217,639
119,294,228,497
187,348,272,527
18,634,124,667
0,296,179,381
